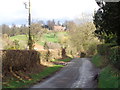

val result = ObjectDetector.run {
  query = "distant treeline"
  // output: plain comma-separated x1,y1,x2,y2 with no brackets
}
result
0,20,72,37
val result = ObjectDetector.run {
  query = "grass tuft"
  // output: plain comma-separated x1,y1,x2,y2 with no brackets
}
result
98,65,120,88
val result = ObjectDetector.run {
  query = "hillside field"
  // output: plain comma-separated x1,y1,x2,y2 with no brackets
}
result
10,31,67,46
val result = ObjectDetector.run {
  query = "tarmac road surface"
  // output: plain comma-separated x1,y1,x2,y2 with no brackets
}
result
30,58,100,88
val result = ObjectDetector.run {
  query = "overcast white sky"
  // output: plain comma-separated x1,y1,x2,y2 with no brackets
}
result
0,0,99,25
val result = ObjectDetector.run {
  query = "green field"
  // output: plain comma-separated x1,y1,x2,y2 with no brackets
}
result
10,32,67,46
40,33,59,45
38,32,67,45
9,35,28,49
10,35,28,41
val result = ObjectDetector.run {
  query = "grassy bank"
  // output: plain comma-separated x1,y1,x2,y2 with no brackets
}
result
91,54,120,88
3,57,72,88
10,32,67,46
91,54,103,67
51,57,72,62
3,65,63,88
38,31,67,45
91,54,108,68
98,65,119,88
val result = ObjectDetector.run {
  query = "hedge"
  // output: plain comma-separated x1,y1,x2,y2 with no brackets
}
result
108,46,120,70
1,48,66,77
39,49,62,63
1,50,41,77
97,44,120,70
97,43,116,55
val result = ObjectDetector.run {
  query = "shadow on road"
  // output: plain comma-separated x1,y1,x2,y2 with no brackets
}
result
30,58,100,88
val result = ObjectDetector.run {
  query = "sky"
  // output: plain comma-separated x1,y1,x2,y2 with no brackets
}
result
0,0,99,26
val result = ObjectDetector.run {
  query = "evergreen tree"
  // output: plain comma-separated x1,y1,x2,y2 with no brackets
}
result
94,1,120,45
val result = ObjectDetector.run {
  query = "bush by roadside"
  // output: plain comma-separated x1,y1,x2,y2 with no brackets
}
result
97,43,116,56
1,50,41,77
91,54,108,68
97,44,119,70
39,49,62,63
108,46,120,70
91,44,120,88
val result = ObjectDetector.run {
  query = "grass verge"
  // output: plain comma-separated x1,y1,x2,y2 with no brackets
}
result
51,57,72,62
3,57,72,88
91,54,108,68
91,54,120,88
98,65,120,88
3,65,63,88
91,54,103,67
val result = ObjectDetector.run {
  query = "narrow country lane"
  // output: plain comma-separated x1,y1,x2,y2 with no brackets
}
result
30,58,100,88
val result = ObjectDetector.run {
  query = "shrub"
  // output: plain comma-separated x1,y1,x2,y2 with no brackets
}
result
39,50,49,63
97,43,116,55
44,42,61,49
49,49,62,59
86,43,98,57
91,54,109,68
108,46,120,70
3,39,25,50
1,50,41,76
39,49,62,63
97,44,120,70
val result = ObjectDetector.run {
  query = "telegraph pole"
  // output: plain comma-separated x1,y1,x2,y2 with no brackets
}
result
24,0,33,50
28,0,33,50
